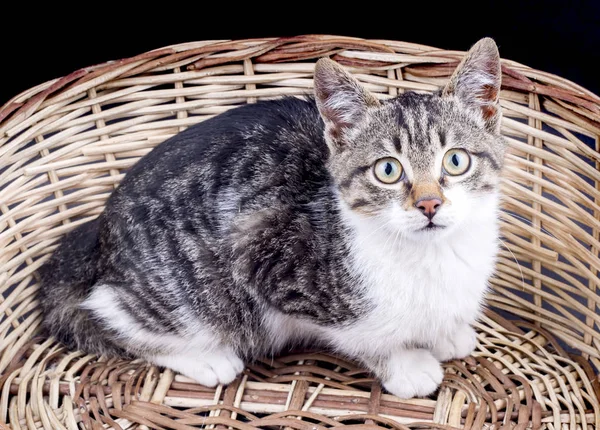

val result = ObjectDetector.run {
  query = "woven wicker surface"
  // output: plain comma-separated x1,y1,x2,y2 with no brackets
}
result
1,35,599,429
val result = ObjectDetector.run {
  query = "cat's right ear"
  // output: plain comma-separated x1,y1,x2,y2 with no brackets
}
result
442,38,502,133
314,58,380,152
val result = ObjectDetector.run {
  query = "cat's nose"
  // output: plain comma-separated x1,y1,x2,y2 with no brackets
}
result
415,198,442,220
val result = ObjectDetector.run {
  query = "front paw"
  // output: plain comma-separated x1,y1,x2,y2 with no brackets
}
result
382,349,444,399
432,324,477,362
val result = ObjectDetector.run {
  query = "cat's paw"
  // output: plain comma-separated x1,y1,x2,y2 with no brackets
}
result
382,349,444,399
432,324,477,362
152,350,245,387
194,352,245,386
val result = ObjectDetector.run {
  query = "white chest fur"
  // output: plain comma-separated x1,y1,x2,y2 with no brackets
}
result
324,194,500,358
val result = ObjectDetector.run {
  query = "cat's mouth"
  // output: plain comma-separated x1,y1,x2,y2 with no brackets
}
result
421,222,446,231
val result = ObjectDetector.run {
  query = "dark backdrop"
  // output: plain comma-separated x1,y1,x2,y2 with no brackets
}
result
2,0,599,106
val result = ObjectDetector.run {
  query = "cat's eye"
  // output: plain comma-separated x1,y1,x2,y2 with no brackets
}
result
374,158,403,184
442,149,471,176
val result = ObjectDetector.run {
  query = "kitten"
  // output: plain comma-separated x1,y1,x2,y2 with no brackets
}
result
38,38,505,399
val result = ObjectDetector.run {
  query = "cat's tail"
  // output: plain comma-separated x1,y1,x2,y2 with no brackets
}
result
38,218,127,357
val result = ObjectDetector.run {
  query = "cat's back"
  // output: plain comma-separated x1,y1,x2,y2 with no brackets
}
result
111,97,327,199
99,96,331,254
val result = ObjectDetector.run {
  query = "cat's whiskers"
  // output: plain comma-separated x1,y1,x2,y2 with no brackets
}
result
381,221,399,252
498,237,526,291
387,227,403,274
502,211,557,239
353,217,395,249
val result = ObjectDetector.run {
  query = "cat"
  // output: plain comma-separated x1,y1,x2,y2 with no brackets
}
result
38,37,506,399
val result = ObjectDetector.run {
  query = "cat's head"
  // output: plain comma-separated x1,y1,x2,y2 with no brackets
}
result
314,38,506,241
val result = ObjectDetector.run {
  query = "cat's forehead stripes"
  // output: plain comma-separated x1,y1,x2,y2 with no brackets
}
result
470,150,500,170
390,95,448,154
392,136,402,153
438,129,447,148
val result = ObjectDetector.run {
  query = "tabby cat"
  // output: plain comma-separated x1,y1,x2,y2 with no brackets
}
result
39,38,506,398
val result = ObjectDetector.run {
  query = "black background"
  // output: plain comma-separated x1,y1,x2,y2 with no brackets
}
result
2,0,599,106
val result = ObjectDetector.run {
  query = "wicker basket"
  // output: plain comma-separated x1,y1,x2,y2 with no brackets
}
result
1,35,599,430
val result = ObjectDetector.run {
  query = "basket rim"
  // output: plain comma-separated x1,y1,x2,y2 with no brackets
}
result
1,34,599,130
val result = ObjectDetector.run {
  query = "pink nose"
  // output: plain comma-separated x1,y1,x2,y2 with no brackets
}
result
415,198,442,220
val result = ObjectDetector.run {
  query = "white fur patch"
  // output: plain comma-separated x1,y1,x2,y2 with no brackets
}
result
81,286,219,354
260,307,325,356
381,349,444,398
323,190,499,359
81,286,246,385
151,349,244,386
431,322,477,361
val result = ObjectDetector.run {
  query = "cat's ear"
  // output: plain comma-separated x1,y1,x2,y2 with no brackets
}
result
314,58,380,151
442,38,502,133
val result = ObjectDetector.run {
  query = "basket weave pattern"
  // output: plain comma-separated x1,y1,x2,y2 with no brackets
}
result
1,35,599,429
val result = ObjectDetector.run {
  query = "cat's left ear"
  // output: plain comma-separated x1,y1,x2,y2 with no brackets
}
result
314,58,380,151
442,38,502,133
